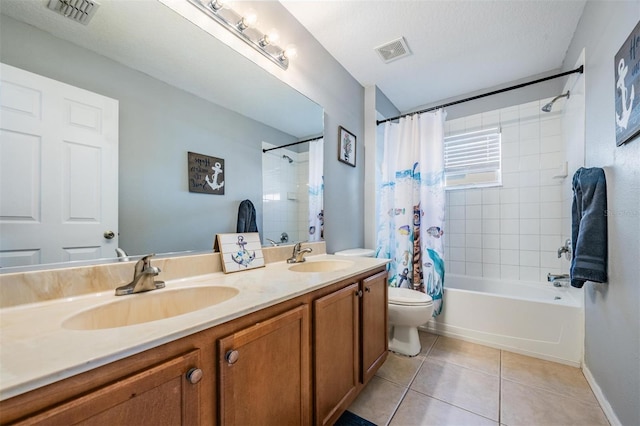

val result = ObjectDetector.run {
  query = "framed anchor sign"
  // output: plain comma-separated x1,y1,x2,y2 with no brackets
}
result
614,20,640,146
188,151,225,195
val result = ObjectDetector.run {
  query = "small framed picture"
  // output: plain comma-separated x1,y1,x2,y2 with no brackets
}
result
338,126,356,167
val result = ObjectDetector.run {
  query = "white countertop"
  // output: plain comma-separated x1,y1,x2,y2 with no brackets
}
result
0,255,388,401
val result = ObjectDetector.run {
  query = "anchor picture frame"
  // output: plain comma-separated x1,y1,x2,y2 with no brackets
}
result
188,151,225,194
614,20,640,146
215,233,265,273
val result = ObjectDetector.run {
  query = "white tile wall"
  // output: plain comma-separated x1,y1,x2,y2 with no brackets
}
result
444,99,570,282
262,146,309,245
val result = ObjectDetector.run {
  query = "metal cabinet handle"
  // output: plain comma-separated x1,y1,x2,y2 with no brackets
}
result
186,367,203,384
365,287,371,293
356,290,363,298
226,349,239,364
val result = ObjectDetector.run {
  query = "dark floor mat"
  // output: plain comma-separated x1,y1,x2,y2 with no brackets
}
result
334,410,377,426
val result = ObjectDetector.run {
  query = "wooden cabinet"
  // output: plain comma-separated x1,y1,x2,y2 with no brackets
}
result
314,283,360,426
11,350,202,426
361,270,388,384
314,271,389,426
0,267,387,426
218,305,310,425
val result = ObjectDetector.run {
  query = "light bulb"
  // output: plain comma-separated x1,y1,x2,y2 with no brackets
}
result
259,30,280,48
244,10,258,27
282,44,298,61
209,0,226,12
266,29,279,44
237,8,257,31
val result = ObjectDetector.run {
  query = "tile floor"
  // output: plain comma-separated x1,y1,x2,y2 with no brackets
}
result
346,331,609,426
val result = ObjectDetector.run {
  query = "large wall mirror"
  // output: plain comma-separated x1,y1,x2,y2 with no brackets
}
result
0,0,323,270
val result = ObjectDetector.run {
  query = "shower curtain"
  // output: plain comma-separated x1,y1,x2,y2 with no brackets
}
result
376,111,446,316
308,138,324,241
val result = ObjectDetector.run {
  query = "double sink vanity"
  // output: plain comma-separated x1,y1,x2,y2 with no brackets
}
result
0,243,389,425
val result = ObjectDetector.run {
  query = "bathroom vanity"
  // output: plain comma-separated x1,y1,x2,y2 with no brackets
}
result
0,252,388,425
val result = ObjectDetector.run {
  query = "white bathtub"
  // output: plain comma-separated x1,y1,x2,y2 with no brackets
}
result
425,274,584,366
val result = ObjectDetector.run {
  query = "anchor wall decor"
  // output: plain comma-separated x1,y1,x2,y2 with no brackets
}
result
614,20,640,146
188,151,226,194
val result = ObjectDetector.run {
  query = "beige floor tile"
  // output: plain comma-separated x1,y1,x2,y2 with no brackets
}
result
427,336,501,376
348,376,406,425
418,330,439,356
376,352,424,387
501,351,598,404
389,390,498,426
501,379,608,426
410,358,500,421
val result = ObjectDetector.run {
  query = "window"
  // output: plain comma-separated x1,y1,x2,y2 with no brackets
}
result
444,127,502,189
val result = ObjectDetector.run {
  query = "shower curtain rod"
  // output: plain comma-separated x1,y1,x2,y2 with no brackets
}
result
262,135,323,153
376,65,584,125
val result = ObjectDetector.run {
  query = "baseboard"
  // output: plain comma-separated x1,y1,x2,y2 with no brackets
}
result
582,364,622,426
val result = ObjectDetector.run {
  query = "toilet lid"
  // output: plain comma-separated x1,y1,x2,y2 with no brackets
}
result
334,248,375,257
388,287,433,306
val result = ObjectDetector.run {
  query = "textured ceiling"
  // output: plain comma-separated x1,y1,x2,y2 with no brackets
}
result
0,0,323,138
282,0,586,112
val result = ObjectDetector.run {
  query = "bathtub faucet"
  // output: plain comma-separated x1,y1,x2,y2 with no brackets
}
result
557,239,572,259
547,273,570,287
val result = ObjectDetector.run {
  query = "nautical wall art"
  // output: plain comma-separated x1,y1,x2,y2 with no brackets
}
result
216,232,265,273
614,20,640,146
188,151,225,194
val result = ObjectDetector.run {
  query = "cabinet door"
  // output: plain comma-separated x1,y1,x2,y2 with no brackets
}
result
314,283,359,426
14,350,202,426
361,270,388,384
218,305,310,426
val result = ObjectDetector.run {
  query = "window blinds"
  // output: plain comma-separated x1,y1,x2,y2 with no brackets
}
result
444,128,501,188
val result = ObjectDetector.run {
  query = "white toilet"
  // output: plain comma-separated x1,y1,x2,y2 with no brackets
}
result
387,287,433,356
334,248,434,357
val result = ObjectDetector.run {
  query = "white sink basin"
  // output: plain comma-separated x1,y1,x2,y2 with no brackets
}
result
288,260,354,273
63,286,239,330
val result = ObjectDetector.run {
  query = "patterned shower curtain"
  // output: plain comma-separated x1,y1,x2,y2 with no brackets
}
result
308,138,324,241
376,111,446,316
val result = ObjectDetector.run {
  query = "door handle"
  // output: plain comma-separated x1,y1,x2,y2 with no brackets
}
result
103,230,115,240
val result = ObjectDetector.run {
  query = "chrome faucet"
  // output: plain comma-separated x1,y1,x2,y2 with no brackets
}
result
287,242,312,264
557,239,572,259
115,254,165,296
547,273,570,287
115,247,129,262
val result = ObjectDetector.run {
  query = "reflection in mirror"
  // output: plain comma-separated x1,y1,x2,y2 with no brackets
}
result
261,137,323,247
0,0,323,271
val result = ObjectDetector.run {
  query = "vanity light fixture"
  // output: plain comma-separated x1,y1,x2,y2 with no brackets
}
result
186,0,294,70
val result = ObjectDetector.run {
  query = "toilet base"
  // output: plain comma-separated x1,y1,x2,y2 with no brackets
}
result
388,325,421,357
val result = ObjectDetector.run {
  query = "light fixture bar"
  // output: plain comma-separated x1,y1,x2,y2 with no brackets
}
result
186,0,290,70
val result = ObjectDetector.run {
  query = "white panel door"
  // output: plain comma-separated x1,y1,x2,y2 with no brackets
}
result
0,63,119,267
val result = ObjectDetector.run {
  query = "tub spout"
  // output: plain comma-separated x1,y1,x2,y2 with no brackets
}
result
547,273,570,287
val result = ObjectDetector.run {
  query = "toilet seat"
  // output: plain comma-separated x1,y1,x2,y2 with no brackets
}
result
388,287,433,306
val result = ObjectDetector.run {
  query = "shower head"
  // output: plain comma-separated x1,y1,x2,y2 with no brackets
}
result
282,155,293,163
542,91,570,112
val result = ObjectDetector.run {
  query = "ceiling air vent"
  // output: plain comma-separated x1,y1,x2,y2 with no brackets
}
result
47,0,100,25
375,37,412,63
